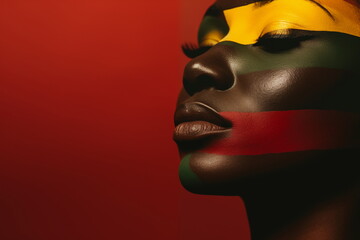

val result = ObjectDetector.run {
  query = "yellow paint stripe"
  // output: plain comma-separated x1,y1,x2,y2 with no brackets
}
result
220,0,360,45
200,30,226,47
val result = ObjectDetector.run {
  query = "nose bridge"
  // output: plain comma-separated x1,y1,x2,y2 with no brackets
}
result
183,44,236,96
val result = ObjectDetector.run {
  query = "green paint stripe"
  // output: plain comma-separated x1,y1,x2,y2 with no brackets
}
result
179,154,206,192
219,31,360,74
198,15,229,44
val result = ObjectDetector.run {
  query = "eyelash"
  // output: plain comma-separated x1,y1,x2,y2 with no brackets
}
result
253,29,315,52
181,43,213,59
181,29,315,58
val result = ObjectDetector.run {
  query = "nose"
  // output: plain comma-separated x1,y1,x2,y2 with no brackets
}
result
183,45,235,96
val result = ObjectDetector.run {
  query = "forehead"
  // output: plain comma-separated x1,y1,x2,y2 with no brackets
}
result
214,0,360,44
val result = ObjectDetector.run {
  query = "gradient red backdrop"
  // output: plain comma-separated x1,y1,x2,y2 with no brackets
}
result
1,0,249,239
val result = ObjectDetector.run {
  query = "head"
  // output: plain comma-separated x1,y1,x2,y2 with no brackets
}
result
174,0,360,196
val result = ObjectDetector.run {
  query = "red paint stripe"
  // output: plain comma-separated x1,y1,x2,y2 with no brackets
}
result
202,110,360,156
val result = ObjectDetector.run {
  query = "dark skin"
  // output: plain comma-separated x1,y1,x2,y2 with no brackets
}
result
175,0,360,239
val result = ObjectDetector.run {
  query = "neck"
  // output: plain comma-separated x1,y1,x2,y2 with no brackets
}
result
240,155,360,240
244,187,360,240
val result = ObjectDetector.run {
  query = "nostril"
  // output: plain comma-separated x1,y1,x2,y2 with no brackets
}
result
184,74,216,96
198,74,215,88
183,70,235,96
183,72,234,96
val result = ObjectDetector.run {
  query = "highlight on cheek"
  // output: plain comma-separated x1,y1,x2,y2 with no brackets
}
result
202,110,360,156
220,0,360,45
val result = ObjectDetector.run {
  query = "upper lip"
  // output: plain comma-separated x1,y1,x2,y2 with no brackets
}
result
174,102,232,128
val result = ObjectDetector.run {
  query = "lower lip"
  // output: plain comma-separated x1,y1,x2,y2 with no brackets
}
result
173,121,230,141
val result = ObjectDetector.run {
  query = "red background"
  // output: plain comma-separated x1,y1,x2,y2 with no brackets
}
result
0,0,249,239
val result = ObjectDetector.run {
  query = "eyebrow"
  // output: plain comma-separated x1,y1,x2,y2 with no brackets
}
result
217,0,335,21
307,0,335,20
255,0,334,20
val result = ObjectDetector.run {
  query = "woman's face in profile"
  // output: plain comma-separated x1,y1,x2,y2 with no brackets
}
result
174,0,360,195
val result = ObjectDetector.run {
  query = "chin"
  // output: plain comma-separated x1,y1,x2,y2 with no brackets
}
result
178,148,360,196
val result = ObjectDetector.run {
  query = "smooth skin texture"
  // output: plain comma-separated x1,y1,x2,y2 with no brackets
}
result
175,0,360,239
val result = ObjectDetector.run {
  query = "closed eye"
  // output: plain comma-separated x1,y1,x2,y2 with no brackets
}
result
253,29,315,53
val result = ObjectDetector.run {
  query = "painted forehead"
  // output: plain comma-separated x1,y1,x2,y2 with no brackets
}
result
211,0,360,45
216,0,360,10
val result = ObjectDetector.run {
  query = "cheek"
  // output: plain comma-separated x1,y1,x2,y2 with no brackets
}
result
237,68,358,111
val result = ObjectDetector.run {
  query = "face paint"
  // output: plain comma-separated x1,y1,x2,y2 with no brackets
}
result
197,5,229,47
220,0,360,45
178,154,208,193
176,0,360,194
185,32,360,77
202,110,360,155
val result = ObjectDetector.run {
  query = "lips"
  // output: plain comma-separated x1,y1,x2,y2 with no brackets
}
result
173,102,232,142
